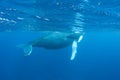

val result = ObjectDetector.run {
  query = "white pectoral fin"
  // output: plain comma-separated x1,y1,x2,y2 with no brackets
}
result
70,40,77,61
70,35,83,61
78,35,83,43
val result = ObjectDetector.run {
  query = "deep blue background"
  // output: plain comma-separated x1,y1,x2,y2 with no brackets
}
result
0,0,120,80
0,31,120,80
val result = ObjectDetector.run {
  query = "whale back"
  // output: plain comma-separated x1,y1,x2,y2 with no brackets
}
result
30,32,73,49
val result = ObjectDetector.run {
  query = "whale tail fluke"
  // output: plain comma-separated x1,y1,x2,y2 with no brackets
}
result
17,44,32,56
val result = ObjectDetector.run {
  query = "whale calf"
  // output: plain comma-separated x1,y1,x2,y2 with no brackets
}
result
18,31,83,60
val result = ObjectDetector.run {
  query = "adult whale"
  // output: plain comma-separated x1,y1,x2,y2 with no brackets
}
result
18,31,83,61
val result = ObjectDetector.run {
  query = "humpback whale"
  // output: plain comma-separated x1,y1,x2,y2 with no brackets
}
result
18,31,83,60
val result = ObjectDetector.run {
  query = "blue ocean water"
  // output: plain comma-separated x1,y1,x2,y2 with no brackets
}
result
0,0,120,80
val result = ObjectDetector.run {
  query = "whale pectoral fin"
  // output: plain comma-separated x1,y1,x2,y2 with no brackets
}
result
17,44,32,56
78,35,83,43
70,35,83,61
70,40,77,61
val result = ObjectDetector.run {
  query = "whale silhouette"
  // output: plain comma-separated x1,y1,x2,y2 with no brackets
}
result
18,31,83,60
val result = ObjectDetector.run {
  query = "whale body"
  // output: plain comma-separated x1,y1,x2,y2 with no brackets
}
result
18,31,83,60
